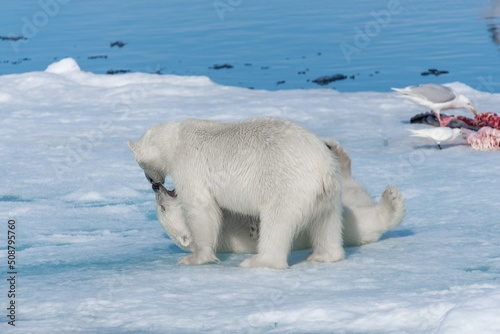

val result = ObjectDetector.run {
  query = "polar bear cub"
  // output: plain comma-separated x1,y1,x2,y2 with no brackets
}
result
325,140,406,246
128,117,343,269
153,140,406,254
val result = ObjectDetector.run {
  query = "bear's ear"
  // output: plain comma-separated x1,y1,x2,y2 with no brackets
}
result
127,140,136,152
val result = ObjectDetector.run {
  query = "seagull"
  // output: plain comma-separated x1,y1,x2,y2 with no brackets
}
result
392,84,477,127
409,127,463,149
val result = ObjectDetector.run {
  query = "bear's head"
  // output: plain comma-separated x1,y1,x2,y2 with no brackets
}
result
152,182,195,252
127,125,170,184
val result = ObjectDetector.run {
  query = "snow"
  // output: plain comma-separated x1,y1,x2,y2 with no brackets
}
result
1,58,500,333
45,58,81,74
437,287,500,333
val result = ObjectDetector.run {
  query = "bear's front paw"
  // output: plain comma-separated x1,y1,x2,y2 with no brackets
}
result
238,254,288,269
178,250,219,266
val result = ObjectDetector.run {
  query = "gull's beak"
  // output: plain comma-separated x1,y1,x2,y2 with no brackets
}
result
469,107,478,116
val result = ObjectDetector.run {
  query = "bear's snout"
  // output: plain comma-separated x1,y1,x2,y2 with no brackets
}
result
152,182,177,198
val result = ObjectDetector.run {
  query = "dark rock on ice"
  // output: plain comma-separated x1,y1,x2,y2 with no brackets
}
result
421,68,449,76
312,74,347,86
106,69,131,75
11,58,30,65
210,64,234,70
0,36,27,41
110,41,127,48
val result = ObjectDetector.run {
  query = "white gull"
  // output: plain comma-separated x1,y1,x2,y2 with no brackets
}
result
409,127,463,149
393,84,477,126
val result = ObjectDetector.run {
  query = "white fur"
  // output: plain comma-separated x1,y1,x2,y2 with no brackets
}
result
128,117,344,269
153,140,406,255
326,140,407,246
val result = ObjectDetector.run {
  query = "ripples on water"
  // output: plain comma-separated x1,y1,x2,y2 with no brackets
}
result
1,0,499,92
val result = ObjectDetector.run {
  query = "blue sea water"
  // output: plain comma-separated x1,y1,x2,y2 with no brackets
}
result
1,0,500,92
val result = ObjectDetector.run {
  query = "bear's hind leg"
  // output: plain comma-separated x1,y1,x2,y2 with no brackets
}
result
306,204,344,263
238,207,299,269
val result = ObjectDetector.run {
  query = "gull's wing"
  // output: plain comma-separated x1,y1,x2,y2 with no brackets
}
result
393,84,457,103
409,128,455,143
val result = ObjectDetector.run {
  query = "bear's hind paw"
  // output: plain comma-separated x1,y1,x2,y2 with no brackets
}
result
238,255,288,270
178,251,219,266
306,248,345,263
379,185,406,230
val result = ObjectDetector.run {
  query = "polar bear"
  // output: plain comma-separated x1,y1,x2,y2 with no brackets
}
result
152,140,406,254
128,117,343,269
